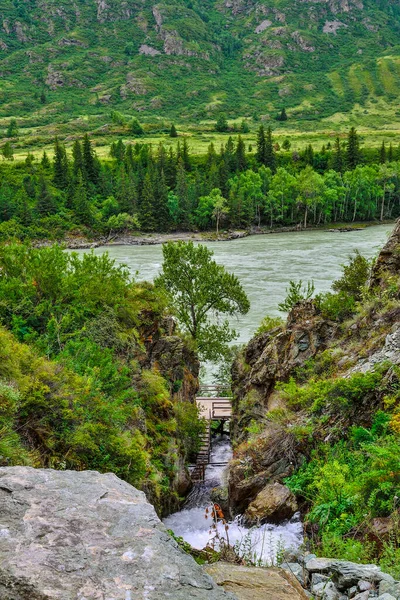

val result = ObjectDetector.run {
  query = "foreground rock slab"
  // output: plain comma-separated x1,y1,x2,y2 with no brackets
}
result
205,562,309,600
0,467,234,600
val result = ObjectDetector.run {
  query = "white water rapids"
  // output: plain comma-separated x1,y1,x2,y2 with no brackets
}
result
163,434,303,565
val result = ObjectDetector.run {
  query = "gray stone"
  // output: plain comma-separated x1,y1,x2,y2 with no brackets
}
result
378,595,397,600
359,581,373,591
349,586,359,598
379,581,400,598
312,573,330,586
312,580,346,600
353,592,370,600
281,561,306,586
0,467,234,600
305,558,393,591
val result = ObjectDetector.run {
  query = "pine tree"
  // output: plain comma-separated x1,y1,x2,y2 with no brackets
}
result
379,141,387,164
41,151,50,170
216,114,229,132
175,159,191,229
140,170,157,231
36,174,57,216
72,140,84,177
388,143,394,163
304,144,314,166
182,138,191,171
265,126,276,172
72,170,92,225
277,108,288,122
256,125,266,165
332,137,344,173
346,127,361,170
82,134,99,185
170,124,178,138
53,138,69,189
6,119,18,138
15,188,32,226
235,135,247,171
40,91,47,104
225,137,236,174
2,142,14,161
153,169,170,231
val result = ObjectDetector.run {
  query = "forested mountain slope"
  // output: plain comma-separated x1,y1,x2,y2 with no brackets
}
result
0,0,400,126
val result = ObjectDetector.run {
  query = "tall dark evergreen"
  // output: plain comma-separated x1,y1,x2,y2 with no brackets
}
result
379,142,387,164
346,127,361,170
256,125,266,165
235,135,247,171
53,139,69,190
332,137,344,173
82,134,99,185
72,170,92,225
36,174,57,216
170,124,178,138
265,126,276,172
72,140,84,177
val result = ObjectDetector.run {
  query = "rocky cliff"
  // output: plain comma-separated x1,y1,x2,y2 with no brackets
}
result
228,220,400,526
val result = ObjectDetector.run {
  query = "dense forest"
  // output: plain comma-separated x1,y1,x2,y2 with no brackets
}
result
1,127,400,241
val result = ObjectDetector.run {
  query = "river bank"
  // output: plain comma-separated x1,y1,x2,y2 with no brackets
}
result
35,221,394,250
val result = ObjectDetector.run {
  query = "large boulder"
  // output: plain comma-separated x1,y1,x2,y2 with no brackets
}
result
0,467,234,600
205,562,309,600
244,482,298,525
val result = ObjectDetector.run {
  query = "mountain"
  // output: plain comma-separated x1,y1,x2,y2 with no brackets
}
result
0,0,400,128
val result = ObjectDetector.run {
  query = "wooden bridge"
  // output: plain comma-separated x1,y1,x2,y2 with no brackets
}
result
191,385,232,482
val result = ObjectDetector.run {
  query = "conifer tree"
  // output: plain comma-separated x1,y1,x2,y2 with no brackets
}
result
265,126,276,172
235,135,247,171
36,174,57,216
332,137,344,173
256,125,266,165
388,143,394,163
72,170,92,225
82,134,99,185
53,138,69,189
15,188,32,226
170,124,178,138
153,169,170,231
41,151,50,170
175,159,190,229
72,140,84,177
140,170,157,231
182,138,191,172
277,108,288,122
346,127,361,170
2,142,14,161
379,141,387,164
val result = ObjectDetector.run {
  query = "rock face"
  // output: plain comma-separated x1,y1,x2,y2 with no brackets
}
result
205,562,308,600
244,483,298,525
370,218,400,287
0,467,233,600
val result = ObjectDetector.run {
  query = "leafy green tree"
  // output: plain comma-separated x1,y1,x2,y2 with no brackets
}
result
131,118,144,136
6,119,18,138
279,280,315,312
216,114,229,132
212,191,229,235
240,120,250,133
155,241,250,360
2,142,14,161
297,166,325,227
282,138,291,151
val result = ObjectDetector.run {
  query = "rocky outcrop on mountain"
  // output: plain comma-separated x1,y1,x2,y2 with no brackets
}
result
244,482,298,525
0,467,233,600
370,219,400,288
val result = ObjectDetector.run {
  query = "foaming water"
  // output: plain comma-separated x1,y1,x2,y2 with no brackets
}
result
163,435,303,564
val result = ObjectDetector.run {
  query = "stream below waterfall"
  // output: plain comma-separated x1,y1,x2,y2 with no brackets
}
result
163,434,303,564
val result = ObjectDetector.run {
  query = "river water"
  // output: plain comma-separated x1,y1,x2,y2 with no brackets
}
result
83,224,393,344
79,224,393,561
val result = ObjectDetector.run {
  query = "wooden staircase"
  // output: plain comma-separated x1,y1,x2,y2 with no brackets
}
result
190,422,211,483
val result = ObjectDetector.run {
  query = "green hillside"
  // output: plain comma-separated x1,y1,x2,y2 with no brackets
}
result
0,0,400,139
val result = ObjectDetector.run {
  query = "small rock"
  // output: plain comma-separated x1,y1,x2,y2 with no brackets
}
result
379,581,400,598
377,594,397,600
353,592,370,600
312,573,330,586
359,581,373,592
348,587,359,598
